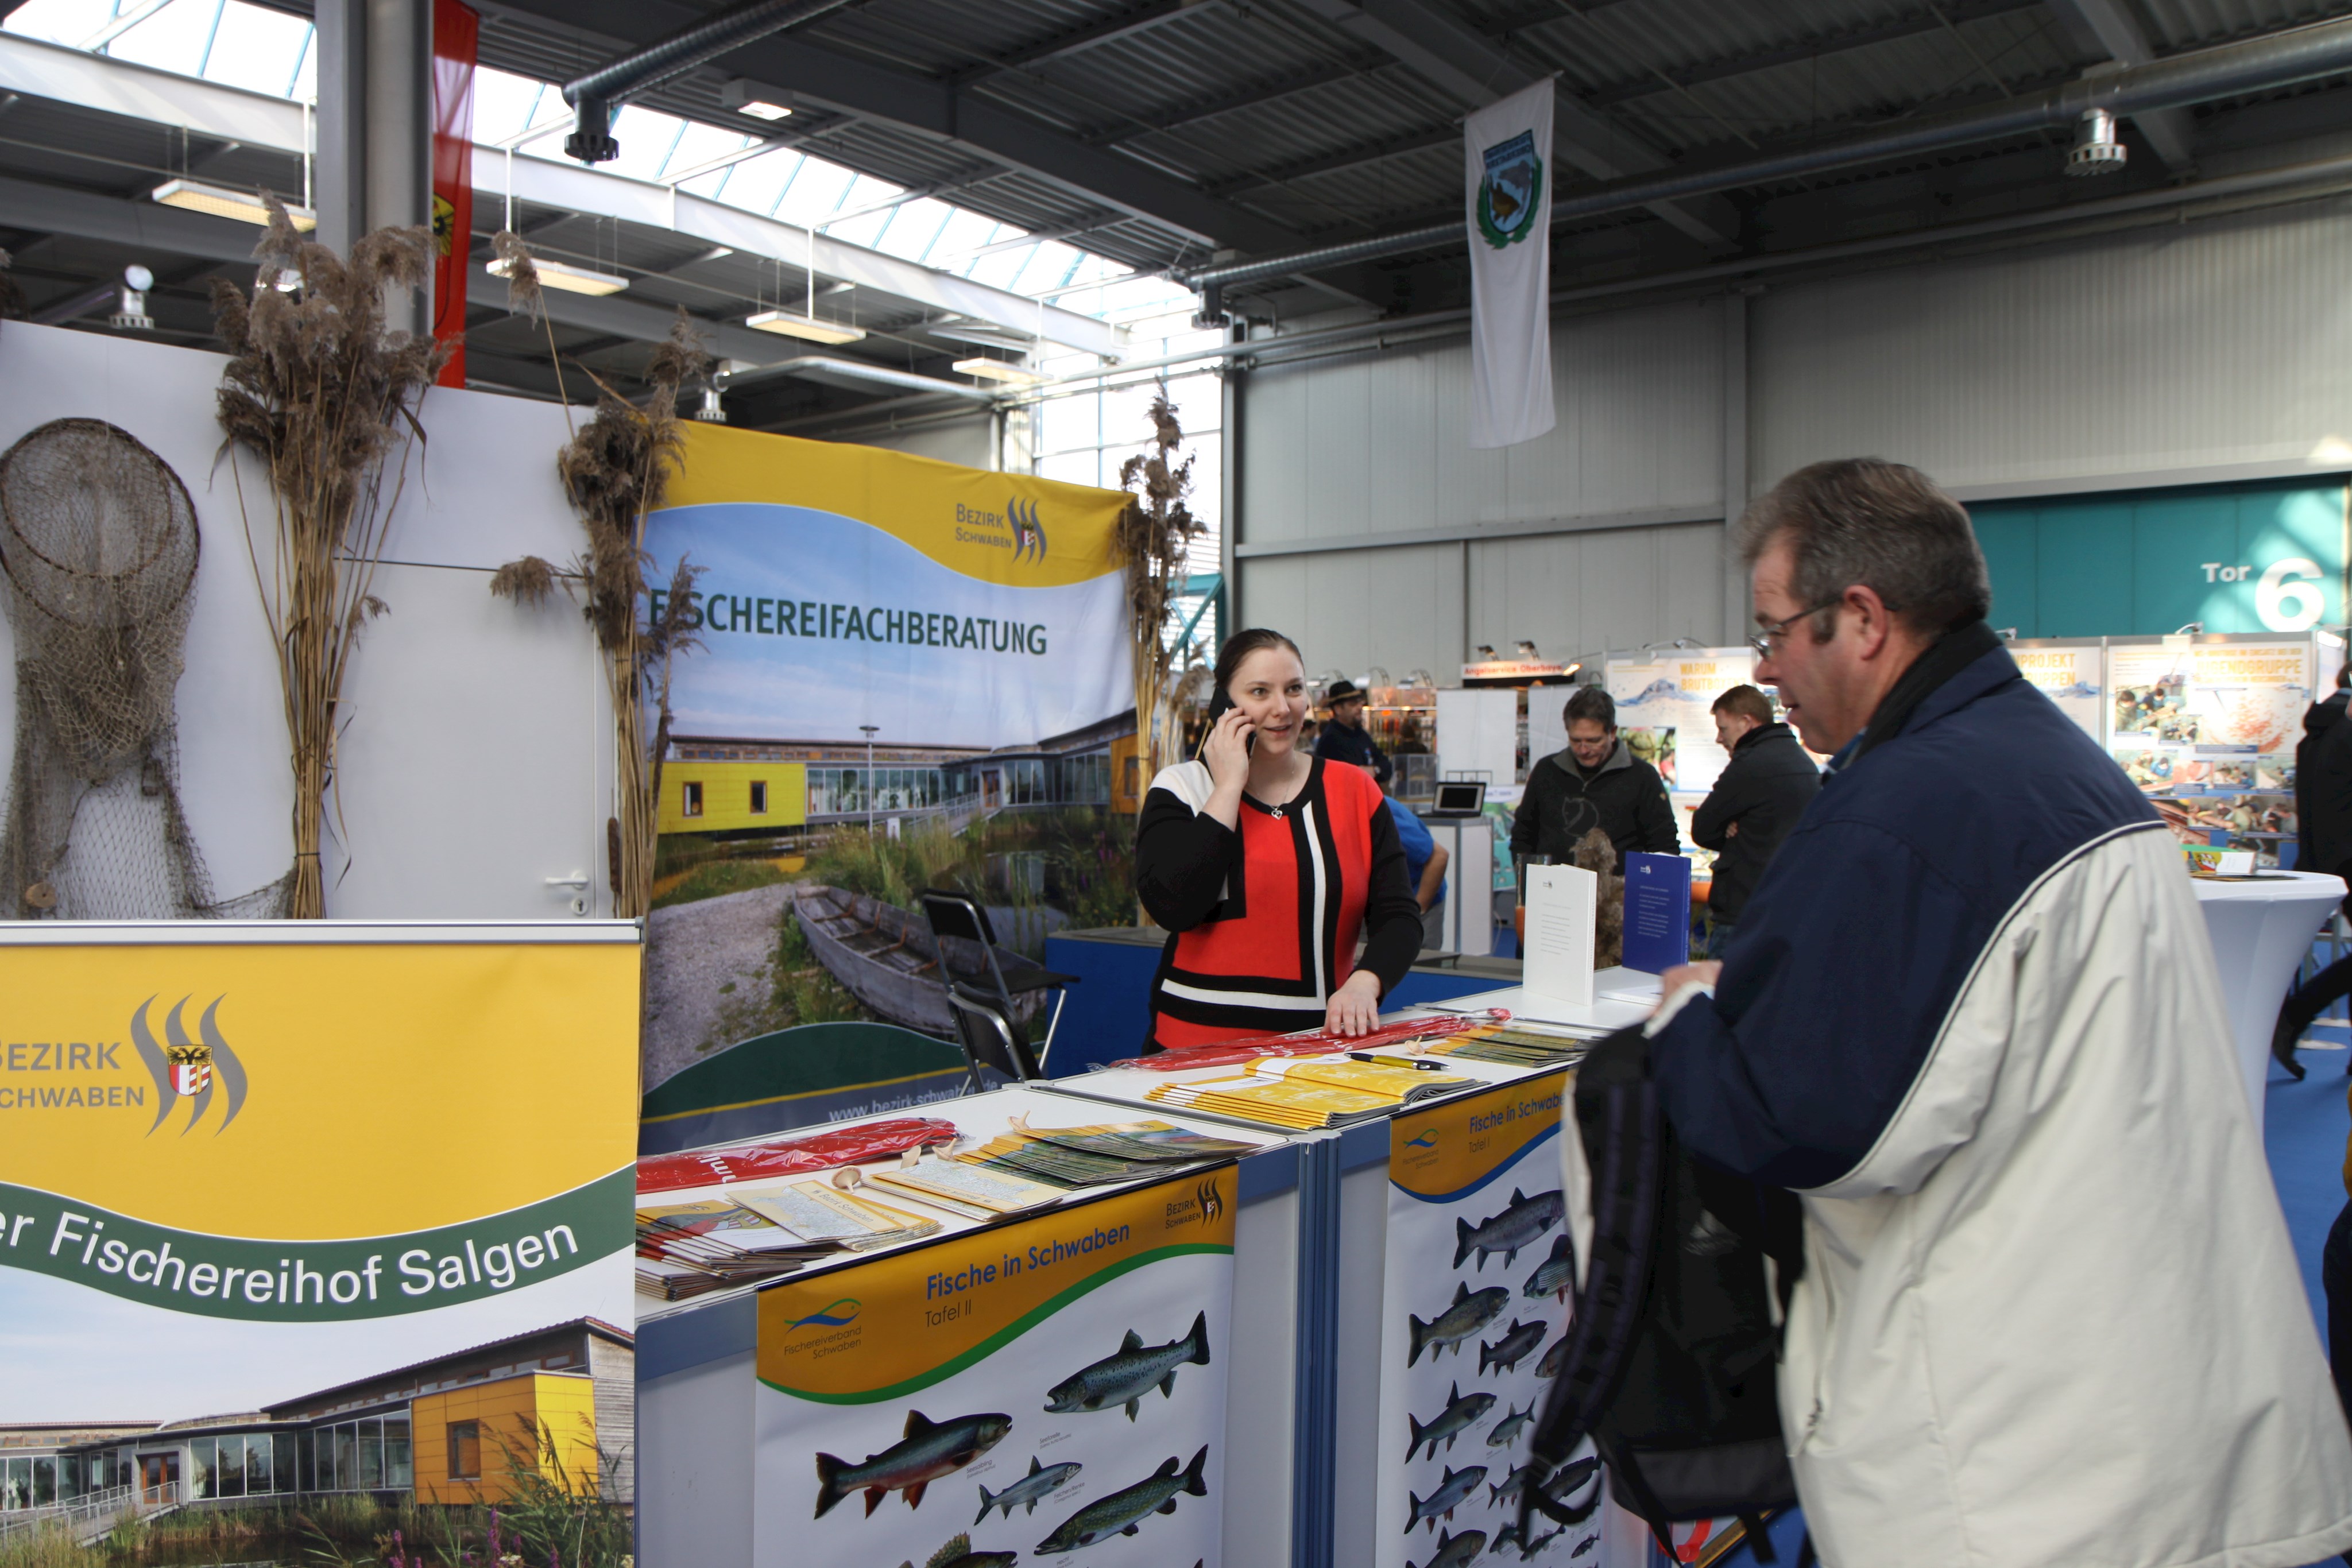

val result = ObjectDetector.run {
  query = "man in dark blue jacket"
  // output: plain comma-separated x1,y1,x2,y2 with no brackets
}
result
1314,679,1391,787
1640,459,2352,1565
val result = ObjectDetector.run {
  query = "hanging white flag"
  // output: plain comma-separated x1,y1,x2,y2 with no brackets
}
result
1466,79,1554,449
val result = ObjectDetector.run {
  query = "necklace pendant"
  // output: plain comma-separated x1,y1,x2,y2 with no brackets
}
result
1269,805,1285,819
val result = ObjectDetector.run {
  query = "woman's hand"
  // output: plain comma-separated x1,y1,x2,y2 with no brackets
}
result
1325,969,1384,1036
1202,706,1255,795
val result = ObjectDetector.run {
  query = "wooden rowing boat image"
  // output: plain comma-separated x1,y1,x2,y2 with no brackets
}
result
792,885,1054,1037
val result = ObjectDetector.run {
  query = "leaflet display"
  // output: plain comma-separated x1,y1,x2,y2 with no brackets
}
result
753,1168,1238,1568
1372,1074,1603,1568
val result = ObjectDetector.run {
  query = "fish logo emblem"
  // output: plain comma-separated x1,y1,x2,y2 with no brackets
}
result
1008,496,1049,562
1194,1176,1223,1224
129,996,247,1137
1405,1130,1438,1149
782,1296,861,1335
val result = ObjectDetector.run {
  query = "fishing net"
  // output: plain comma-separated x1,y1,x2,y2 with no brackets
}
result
0,418,287,919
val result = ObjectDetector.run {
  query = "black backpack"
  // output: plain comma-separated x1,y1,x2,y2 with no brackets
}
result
1521,1024,1810,1562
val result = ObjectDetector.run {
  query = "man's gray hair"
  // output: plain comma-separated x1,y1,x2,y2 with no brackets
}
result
1736,459,1990,637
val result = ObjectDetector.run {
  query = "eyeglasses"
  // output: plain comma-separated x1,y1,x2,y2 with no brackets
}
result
1748,598,1848,659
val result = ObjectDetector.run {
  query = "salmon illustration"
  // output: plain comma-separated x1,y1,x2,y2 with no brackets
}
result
1406,1464,1487,1534
1044,1311,1211,1420
1523,1233,1576,1302
1407,1382,1495,1461
813,1410,1011,1518
1455,1188,1564,1271
1409,1281,1509,1366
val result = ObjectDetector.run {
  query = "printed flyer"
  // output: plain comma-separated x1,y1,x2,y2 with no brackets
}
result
1374,1074,1606,1568
754,1168,1237,1568
0,925,640,1517
1600,649,1758,797
2007,639,2103,745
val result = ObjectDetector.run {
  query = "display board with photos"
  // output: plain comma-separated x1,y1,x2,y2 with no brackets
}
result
2101,632,2345,866
1592,648,1758,799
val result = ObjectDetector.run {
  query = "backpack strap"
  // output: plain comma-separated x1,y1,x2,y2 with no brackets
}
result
1520,1024,1666,1539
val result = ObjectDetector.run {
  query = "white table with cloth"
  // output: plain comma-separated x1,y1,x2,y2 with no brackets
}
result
2191,868,2346,1133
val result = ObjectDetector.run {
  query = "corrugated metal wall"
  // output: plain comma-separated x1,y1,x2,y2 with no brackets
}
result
1235,198,2352,669
1752,200,2352,498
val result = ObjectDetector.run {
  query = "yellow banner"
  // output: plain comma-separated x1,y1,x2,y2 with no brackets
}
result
1389,1073,1567,1202
0,936,640,1238
759,1168,1236,1403
668,424,1127,591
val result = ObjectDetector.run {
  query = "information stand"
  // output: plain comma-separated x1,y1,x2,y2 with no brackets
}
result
633,1085,1299,1568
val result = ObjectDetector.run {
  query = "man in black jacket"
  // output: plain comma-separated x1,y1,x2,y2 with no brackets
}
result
2273,664,2352,1078
1314,679,1391,787
1690,683,1820,945
1510,686,1678,873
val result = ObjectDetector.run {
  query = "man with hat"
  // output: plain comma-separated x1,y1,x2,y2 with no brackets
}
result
1314,678,1392,787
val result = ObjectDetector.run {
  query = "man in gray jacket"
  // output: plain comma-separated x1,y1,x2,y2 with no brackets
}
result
1510,686,1678,874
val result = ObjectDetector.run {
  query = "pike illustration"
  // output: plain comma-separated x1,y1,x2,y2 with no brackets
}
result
976,1455,1081,1523
1407,1383,1496,1462
1045,1311,1211,1420
1523,1233,1576,1302
1479,1318,1546,1377
1410,1526,1488,1568
1035,1446,1208,1554
1407,1464,1488,1534
1409,1281,1509,1367
813,1410,1011,1517
1455,1188,1564,1271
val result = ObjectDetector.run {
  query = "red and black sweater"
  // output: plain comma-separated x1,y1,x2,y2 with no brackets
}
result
1134,756,1425,1051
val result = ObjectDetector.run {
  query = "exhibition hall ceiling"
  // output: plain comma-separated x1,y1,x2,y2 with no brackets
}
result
0,0,2348,424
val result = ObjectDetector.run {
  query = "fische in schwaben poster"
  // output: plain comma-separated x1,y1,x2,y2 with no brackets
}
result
753,1168,1237,1568
1374,1074,1603,1568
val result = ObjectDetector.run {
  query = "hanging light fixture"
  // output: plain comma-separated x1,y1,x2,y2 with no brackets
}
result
150,179,317,230
488,254,628,296
2066,107,2128,176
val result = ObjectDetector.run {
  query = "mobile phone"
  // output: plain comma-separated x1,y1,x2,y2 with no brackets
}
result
1201,689,1255,756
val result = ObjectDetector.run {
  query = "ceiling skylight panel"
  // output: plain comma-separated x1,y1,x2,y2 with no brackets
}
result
601,104,686,183
472,67,556,147
198,2,308,98
772,159,857,227
660,119,757,181
823,207,892,249
928,209,1000,265
105,0,214,71
963,245,1038,291
685,146,800,211
877,196,951,261
3,0,111,48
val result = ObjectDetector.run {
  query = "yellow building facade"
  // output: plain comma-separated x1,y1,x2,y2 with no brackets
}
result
412,1371,602,1505
657,761,807,835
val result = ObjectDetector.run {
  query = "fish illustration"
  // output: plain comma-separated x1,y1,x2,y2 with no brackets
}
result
813,1410,1012,1517
1513,1524,1566,1559
917,1535,1018,1568
1485,1402,1533,1448
976,1454,1081,1523
1486,1461,1547,1507
1542,1455,1601,1503
1455,1188,1565,1271
1535,1335,1569,1380
1035,1446,1208,1554
1489,1521,1524,1557
1407,1382,1496,1461
1409,1281,1510,1366
1410,1526,1489,1568
1523,1234,1576,1302
1479,1318,1546,1377
1406,1464,1488,1534
1572,1534,1599,1557
1045,1311,1211,1420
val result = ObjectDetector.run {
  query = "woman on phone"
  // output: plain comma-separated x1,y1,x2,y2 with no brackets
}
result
1134,628,1425,1050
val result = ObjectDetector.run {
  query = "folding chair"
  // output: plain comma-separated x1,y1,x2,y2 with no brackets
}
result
920,888,1080,1072
946,984,1039,1089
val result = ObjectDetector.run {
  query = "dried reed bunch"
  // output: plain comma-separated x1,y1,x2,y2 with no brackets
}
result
1115,389,1200,791
211,197,446,918
488,266,710,919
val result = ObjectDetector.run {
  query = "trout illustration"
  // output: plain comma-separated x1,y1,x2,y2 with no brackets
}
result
1035,1446,1209,1554
1407,1383,1496,1461
1523,1233,1576,1302
976,1454,1081,1523
1479,1318,1546,1377
1409,1281,1509,1366
813,1410,1011,1517
1455,1188,1564,1271
1044,1311,1211,1420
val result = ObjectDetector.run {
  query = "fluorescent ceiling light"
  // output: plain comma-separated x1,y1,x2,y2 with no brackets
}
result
150,179,315,231
488,255,628,296
745,309,866,345
954,357,1045,385
735,100,794,121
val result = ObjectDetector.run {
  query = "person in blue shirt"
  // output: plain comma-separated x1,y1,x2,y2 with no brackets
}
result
1383,785,1448,948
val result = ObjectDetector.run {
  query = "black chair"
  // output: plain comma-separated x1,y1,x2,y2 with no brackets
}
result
946,984,1038,1089
919,889,1081,1073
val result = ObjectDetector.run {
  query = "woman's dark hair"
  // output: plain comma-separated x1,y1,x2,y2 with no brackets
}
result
1213,628,1302,696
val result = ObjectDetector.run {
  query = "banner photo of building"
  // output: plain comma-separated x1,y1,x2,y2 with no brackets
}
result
753,1168,1236,1567
645,425,1135,751
0,922,640,1527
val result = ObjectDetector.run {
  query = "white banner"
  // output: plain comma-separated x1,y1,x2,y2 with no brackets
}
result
1467,80,1556,450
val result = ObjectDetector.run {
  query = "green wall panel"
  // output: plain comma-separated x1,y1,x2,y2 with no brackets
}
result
1974,478,2347,638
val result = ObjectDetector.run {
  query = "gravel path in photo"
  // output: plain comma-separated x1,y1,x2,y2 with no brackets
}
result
641,881,798,1093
